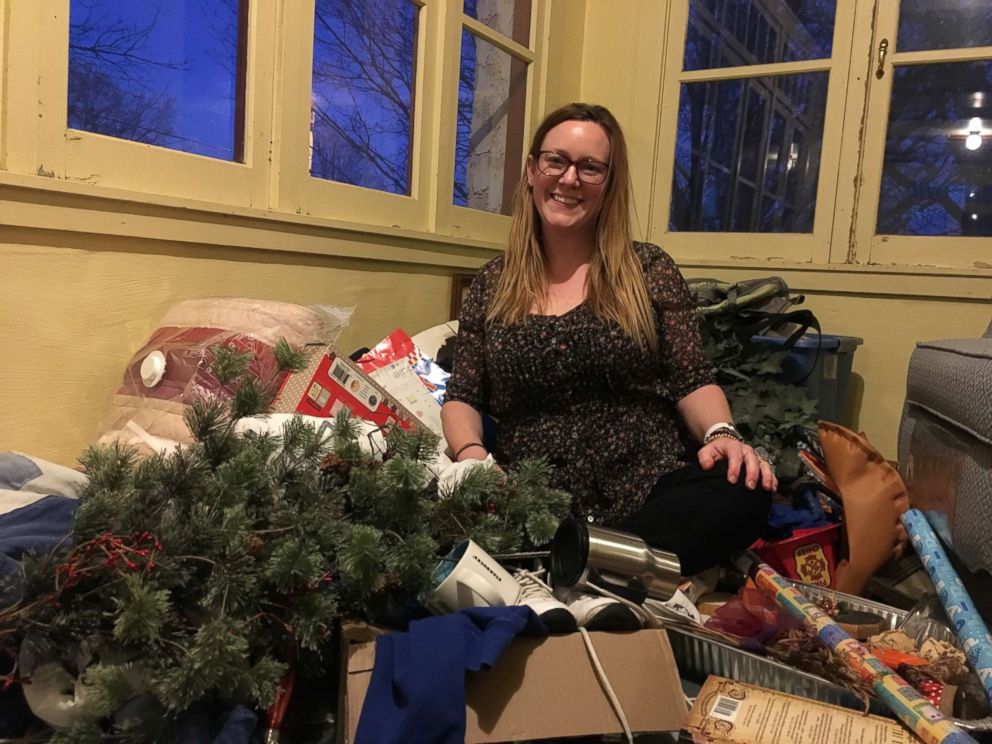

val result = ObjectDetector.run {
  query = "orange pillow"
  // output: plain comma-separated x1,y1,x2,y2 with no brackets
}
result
818,421,910,596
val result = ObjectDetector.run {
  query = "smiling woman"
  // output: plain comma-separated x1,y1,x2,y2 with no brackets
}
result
441,103,775,597
67,0,248,162
525,120,610,249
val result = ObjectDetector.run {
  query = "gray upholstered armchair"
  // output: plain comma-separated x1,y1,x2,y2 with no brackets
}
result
898,320,992,577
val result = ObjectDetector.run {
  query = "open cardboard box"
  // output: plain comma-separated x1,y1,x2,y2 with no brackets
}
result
340,627,688,743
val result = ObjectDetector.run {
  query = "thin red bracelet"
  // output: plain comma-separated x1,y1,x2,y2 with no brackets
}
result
454,442,486,460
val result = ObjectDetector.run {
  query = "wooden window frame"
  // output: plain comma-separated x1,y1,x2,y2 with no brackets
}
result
649,0,992,274
650,1,858,265
1,0,552,252
849,4,992,270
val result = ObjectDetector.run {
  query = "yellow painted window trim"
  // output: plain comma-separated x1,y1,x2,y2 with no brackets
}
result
0,0,7,165
5,0,276,206
0,170,502,272
277,0,549,240
851,6,992,268
431,1,551,239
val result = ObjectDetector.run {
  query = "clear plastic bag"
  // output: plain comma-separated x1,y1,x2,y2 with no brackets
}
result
95,298,353,457
704,585,801,649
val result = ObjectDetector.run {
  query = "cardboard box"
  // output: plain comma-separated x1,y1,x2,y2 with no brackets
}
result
342,628,688,743
685,676,912,744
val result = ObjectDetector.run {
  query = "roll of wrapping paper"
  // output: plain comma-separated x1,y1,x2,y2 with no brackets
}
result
903,508,992,705
749,560,977,744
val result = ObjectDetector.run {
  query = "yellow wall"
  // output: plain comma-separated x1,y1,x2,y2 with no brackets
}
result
797,291,990,436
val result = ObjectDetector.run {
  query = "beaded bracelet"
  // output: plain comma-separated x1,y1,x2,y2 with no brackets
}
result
703,421,735,441
454,441,486,460
703,426,744,446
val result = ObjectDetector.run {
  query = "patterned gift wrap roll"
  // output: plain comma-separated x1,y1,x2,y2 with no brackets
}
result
751,561,977,744
903,508,992,706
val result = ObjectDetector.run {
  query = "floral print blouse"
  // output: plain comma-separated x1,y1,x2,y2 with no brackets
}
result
445,243,714,524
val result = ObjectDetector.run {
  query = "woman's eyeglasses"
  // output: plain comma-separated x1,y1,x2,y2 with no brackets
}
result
536,151,610,185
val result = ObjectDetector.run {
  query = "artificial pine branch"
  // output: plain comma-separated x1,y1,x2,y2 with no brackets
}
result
112,575,170,644
385,424,440,464
76,663,140,719
3,335,575,740
209,343,254,386
273,338,308,373
230,376,270,420
50,720,104,744
337,524,387,595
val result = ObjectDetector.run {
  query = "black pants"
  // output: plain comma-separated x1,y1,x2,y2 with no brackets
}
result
617,461,772,576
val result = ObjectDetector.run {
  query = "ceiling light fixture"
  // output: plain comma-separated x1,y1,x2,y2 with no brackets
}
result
951,117,987,151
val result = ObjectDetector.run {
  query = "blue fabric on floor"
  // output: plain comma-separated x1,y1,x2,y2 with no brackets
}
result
172,703,258,744
355,606,547,744
0,452,43,491
0,495,78,575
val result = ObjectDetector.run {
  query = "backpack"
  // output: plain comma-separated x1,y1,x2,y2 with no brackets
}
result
687,276,796,317
687,275,822,381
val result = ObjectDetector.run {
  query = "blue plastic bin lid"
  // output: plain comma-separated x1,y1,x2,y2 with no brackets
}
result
751,333,864,352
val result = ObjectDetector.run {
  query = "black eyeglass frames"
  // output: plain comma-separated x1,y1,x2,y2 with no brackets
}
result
535,151,610,184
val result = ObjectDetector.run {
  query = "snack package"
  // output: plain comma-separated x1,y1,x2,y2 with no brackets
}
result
356,329,450,436
96,298,353,457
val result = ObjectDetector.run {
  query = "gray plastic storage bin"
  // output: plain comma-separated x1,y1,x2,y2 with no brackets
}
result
751,333,863,426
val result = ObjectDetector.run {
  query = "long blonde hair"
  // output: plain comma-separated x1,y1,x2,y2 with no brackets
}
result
486,103,657,351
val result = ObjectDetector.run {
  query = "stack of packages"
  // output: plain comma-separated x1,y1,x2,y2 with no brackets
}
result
271,327,450,446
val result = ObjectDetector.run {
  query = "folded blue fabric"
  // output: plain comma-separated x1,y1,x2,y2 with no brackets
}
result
0,495,79,605
766,488,831,540
355,606,547,744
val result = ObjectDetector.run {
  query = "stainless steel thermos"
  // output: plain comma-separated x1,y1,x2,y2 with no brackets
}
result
550,518,682,603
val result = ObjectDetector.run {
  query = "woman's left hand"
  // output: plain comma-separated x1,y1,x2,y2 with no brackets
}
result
698,437,778,493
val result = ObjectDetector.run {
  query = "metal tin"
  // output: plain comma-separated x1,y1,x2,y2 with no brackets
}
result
794,581,956,646
664,583,992,732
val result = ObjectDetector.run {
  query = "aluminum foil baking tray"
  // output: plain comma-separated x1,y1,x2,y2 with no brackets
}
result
664,582,992,732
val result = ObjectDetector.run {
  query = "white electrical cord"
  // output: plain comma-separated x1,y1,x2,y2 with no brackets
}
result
577,627,634,744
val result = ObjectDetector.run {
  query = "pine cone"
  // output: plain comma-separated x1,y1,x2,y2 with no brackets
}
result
247,535,265,555
320,452,352,479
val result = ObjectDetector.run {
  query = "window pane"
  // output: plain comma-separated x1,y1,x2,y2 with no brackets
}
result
310,0,418,195
68,0,246,161
876,61,992,237
684,0,835,71
463,0,531,46
897,0,992,52
454,31,528,215
670,72,828,233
